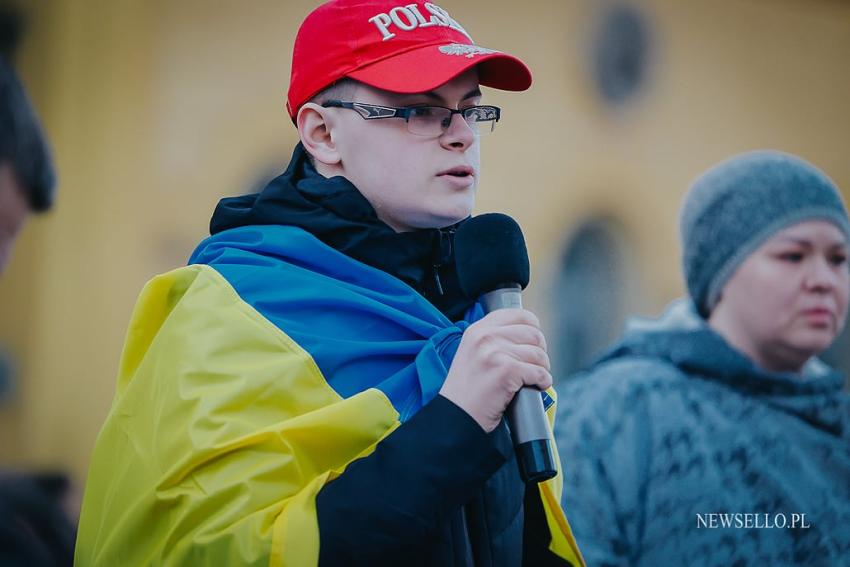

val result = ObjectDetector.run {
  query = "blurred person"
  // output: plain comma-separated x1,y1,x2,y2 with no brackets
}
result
1,7,73,567
75,2,584,566
555,150,850,566
0,25,55,272
0,472,76,566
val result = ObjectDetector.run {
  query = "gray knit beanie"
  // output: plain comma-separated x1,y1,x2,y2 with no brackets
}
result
680,150,850,318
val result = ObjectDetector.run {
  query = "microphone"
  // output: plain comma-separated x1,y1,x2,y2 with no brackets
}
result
454,213,557,484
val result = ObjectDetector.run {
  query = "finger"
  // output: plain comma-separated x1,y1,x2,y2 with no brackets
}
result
494,324,547,351
478,308,541,329
503,344,550,371
492,352,552,387
482,324,546,350
513,363,553,391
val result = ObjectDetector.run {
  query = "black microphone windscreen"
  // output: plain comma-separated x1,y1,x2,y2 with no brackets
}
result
455,213,530,299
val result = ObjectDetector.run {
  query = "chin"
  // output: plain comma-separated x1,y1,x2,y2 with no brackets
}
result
787,331,837,358
434,215,468,229
436,206,474,228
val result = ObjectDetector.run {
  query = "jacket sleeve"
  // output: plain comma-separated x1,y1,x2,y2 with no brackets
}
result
554,365,657,567
317,393,585,567
316,394,510,565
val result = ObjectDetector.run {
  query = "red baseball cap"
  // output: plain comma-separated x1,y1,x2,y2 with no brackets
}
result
286,1,532,121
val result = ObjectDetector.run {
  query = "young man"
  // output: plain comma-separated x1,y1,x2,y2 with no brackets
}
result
76,2,584,565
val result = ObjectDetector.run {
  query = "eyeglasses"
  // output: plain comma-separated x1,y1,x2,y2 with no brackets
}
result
321,100,501,137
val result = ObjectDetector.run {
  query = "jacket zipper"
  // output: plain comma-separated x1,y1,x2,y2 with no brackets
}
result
431,226,455,297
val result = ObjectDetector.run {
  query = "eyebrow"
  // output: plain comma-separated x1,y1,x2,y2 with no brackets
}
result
774,237,848,248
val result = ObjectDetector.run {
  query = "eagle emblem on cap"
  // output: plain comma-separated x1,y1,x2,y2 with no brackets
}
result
439,44,499,59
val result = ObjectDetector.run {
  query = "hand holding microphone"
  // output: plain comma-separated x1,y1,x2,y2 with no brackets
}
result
439,308,552,433
439,213,558,483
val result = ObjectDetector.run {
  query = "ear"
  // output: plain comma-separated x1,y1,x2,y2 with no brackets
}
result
297,103,341,166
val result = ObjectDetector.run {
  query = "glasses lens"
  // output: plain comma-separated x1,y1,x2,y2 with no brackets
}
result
407,107,452,136
406,105,499,136
463,106,498,136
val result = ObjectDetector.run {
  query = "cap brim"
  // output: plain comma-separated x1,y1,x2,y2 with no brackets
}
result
346,43,532,94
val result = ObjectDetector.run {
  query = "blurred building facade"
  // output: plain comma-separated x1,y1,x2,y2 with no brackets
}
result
1,0,849,492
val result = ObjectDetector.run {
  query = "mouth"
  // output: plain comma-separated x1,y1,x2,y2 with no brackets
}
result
801,307,836,327
437,166,475,179
803,307,834,316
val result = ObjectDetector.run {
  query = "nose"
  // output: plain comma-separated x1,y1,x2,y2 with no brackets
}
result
439,113,475,151
804,255,839,292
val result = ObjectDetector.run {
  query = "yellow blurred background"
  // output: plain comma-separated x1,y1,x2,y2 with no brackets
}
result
1,0,849,503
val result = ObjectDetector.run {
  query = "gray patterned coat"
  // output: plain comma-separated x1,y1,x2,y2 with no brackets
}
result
554,300,850,567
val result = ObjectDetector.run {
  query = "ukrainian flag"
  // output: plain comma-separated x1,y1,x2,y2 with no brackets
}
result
74,225,583,566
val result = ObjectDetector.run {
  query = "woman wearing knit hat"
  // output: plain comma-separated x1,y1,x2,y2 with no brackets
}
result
554,150,850,566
